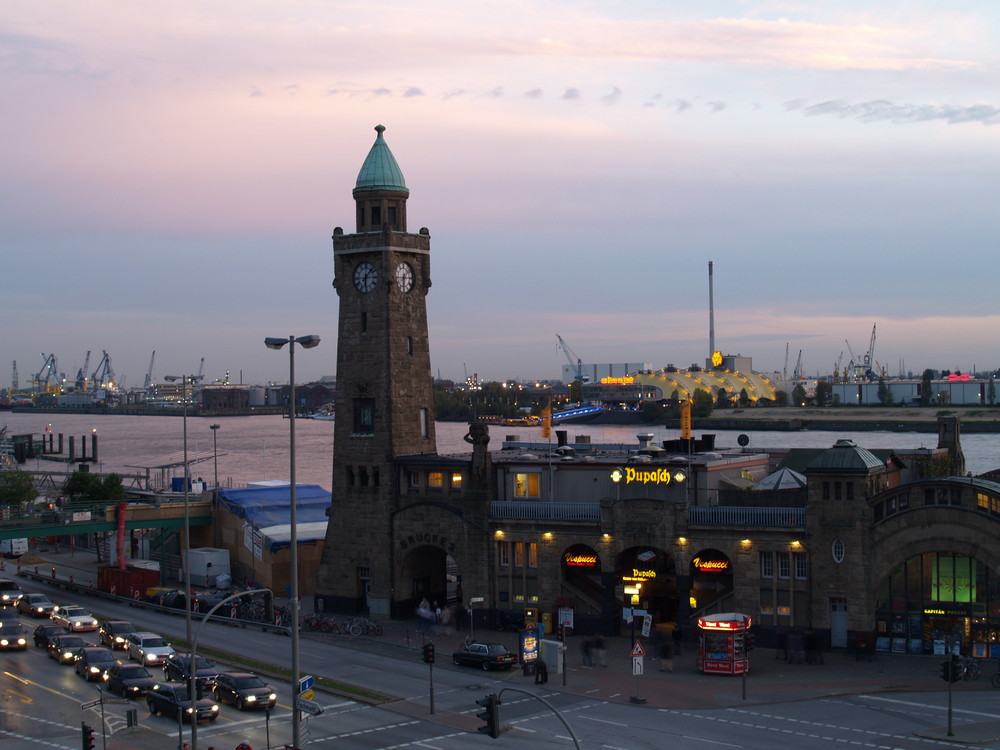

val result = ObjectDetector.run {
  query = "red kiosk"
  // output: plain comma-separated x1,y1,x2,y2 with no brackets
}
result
697,612,751,675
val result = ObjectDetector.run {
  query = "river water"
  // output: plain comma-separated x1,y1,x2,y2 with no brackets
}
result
3,412,999,490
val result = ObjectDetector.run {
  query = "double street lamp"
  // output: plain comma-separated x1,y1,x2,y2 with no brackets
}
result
265,334,320,750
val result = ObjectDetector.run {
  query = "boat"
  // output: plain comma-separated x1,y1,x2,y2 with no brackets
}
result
309,411,335,421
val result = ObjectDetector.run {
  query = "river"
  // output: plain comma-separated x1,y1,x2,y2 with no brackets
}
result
3,412,999,490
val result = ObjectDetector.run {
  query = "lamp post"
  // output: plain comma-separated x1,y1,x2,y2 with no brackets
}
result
209,424,220,490
265,334,320,750
163,372,203,750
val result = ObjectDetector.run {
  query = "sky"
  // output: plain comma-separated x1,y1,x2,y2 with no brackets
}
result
2,1,998,390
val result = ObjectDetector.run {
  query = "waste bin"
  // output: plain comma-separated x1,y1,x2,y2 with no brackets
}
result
541,612,553,634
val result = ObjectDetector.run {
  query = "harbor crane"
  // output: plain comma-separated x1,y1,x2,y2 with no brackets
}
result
845,323,878,381
556,334,586,383
33,353,60,394
143,351,156,390
91,350,116,390
75,350,91,390
11,361,18,391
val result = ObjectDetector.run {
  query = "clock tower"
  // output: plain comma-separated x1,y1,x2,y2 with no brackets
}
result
316,125,437,615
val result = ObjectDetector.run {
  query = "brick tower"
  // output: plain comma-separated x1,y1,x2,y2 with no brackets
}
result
316,125,437,615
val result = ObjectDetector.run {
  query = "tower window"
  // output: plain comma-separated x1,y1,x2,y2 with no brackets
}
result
420,408,428,438
388,206,397,225
361,312,368,333
354,398,375,435
407,336,413,355
370,206,381,225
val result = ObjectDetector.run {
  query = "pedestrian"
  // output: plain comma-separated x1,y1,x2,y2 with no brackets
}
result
581,635,593,667
672,623,683,655
594,634,607,667
534,658,548,684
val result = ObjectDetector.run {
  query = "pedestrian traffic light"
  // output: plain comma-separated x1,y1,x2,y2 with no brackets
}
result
476,693,500,738
555,624,563,642
422,642,435,664
81,722,95,750
939,658,960,682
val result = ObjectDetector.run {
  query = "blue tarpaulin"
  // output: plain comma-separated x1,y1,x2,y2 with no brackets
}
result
216,485,330,552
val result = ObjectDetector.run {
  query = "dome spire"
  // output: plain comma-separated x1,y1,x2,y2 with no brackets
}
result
354,124,408,195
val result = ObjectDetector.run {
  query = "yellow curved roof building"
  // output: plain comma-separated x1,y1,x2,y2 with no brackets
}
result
632,367,777,403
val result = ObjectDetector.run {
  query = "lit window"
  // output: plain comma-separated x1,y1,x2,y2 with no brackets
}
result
451,472,463,489
528,543,537,568
514,473,540,498
832,539,845,564
515,542,524,567
428,472,443,489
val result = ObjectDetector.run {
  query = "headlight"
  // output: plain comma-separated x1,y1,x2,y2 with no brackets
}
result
268,693,277,700
17,639,26,646
246,695,256,703
186,707,194,714
1,639,8,646
211,705,219,712
63,651,73,659
35,607,45,614
115,636,125,644
90,666,100,673
145,654,156,663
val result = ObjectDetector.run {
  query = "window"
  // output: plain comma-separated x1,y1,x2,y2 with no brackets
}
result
794,552,807,580
978,492,990,510
832,538,845,564
760,552,773,579
514,472,540,498
528,543,537,568
451,472,463,489
354,398,375,434
408,471,420,489
428,472,444,489
371,206,381,225
347,466,355,487
407,336,413,355
420,408,428,438
846,483,854,500
361,312,368,333
388,206,397,225
834,482,842,501
777,552,790,579
514,542,524,567
359,467,369,487
498,542,509,567
822,482,830,500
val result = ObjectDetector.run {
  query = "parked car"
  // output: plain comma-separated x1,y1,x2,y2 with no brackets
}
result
0,578,24,605
125,632,175,666
213,672,277,710
16,593,56,618
48,634,87,664
451,642,518,671
163,653,219,691
73,646,117,681
33,623,65,648
107,662,156,698
146,682,219,723
99,620,138,650
51,605,98,632
0,622,28,650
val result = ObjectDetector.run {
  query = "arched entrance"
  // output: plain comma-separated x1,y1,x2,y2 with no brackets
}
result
616,547,678,624
560,543,603,615
399,545,463,621
689,548,734,616
876,551,1000,656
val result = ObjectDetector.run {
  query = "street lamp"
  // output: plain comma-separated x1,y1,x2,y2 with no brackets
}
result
209,424,221,550
163,372,203,750
264,334,320,750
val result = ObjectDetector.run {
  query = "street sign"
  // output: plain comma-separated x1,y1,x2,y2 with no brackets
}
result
298,675,315,694
641,614,652,637
632,656,643,675
469,596,485,604
631,640,645,657
80,699,101,710
294,697,324,716
300,689,315,701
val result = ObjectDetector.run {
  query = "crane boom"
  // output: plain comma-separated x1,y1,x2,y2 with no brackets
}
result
143,351,156,390
555,334,585,382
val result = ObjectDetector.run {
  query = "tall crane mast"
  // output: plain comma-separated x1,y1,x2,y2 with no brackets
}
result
91,350,116,390
555,334,585,382
75,350,91,390
143,351,156,390
33,353,59,393
196,357,205,380
11,361,18,391
863,323,877,380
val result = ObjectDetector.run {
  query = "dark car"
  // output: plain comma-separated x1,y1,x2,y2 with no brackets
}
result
48,634,87,664
0,578,24,605
452,642,518,671
163,653,219,691
16,593,57,618
34,623,64,648
146,682,219,723
99,620,138,650
74,646,117,681
213,672,277,710
0,621,28,650
107,662,156,698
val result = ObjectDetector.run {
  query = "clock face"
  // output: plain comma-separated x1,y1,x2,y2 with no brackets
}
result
353,262,378,293
395,262,414,293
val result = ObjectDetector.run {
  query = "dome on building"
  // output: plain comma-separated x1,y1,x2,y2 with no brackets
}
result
354,124,409,195
805,439,884,474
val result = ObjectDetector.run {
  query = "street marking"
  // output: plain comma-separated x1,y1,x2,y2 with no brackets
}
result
581,716,627,727
857,694,1000,719
681,738,740,748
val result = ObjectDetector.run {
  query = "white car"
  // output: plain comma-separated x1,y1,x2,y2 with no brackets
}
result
126,632,175,666
50,605,98,632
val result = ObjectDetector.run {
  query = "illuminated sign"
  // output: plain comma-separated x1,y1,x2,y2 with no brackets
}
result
564,553,598,568
611,467,678,485
711,351,723,367
698,615,751,630
692,556,729,572
946,373,972,382
601,376,635,385
623,568,656,583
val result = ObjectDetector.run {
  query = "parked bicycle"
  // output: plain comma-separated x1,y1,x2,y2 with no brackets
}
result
347,616,383,637
961,657,981,681
302,614,341,634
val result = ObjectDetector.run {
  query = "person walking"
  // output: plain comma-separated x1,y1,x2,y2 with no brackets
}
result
594,634,607,667
581,636,593,667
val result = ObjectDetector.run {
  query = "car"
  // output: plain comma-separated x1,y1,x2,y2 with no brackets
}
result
106,662,156,698
213,672,277,710
51,605,98,632
0,578,24,605
99,620,137,650
33,623,65,648
0,606,18,623
73,646,117,681
146,682,220,723
451,642,518,671
163,653,219,691
48,634,87,664
16,593,57,618
126,632,175,666
0,621,28,650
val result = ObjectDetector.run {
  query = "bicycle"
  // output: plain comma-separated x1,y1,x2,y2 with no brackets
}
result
961,658,981,681
990,659,1000,688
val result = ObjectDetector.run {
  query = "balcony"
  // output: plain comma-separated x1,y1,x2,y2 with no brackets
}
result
491,500,601,522
687,506,806,528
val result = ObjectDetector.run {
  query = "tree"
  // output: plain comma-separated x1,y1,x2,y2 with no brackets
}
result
792,384,807,406
773,389,788,406
62,471,128,502
738,388,750,407
568,381,582,403
715,388,731,408
814,381,831,407
0,469,36,507
877,376,889,405
989,376,996,406
920,369,934,406
691,388,714,418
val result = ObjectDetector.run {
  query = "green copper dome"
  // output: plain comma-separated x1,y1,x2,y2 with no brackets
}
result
354,124,408,195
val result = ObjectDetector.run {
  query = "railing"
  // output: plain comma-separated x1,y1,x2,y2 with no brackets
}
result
491,500,601,522
687,506,806,528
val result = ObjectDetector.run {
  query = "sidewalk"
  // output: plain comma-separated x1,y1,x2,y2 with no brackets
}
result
23,546,1000,746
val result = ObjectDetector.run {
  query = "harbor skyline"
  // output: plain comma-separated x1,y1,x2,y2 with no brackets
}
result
2,2,997,388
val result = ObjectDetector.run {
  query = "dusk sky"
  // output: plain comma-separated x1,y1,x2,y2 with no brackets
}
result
3,1,997,390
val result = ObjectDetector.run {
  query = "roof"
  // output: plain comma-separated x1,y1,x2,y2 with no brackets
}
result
805,439,885,474
216,485,330,552
753,467,807,490
354,124,408,195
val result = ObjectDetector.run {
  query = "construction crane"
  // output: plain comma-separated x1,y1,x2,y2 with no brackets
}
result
143,351,156,390
862,323,877,380
75,350,91,390
91,350,116,390
556,334,586,382
833,351,843,383
196,357,205,380
792,350,804,380
845,324,878,381
33,353,60,394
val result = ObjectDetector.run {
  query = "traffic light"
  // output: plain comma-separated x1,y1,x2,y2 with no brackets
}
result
422,642,435,664
555,624,563,642
476,693,500,738
81,722,95,750
940,658,960,682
